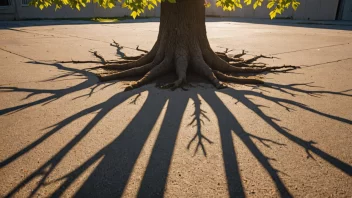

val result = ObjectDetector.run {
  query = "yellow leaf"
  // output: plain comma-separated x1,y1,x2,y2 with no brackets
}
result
253,2,258,9
148,4,154,10
292,1,300,11
131,11,138,19
76,3,81,10
267,1,275,9
269,10,276,19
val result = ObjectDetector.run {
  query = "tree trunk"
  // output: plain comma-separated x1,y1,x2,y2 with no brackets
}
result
96,0,298,91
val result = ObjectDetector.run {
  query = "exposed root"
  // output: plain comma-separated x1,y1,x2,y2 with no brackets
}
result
97,62,154,82
94,43,298,90
119,54,145,61
159,79,188,91
226,65,299,73
233,50,247,58
213,70,264,84
110,40,147,60
215,52,244,62
229,62,267,68
243,54,277,64
92,40,161,71
89,50,107,64
92,46,298,90
209,54,300,74
58,59,134,65
192,57,227,89
124,59,173,91
136,45,149,53
69,40,299,90
58,60,107,64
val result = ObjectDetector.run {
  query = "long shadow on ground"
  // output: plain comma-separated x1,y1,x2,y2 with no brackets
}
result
0,61,351,198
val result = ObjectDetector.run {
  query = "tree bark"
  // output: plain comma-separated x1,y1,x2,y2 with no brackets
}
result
95,0,299,91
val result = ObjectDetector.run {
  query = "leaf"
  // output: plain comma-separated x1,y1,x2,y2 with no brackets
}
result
131,11,138,19
269,10,276,19
267,1,275,9
107,2,114,8
292,1,300,11
76,3,80,10
244,0,251,6
253,1,258,9
215,1,222,7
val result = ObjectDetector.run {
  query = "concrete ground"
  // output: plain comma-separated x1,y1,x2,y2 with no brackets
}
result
0,18,351,197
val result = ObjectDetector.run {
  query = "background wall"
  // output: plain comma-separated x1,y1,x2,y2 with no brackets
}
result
340,0,352,20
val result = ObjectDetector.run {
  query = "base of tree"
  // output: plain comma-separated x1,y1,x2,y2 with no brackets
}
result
86,41,299,92
85,0,299,92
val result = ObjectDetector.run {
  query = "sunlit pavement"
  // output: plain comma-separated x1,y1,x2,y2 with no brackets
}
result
0,18,351,197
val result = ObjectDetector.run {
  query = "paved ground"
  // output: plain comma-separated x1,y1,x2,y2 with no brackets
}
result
0,18,351,197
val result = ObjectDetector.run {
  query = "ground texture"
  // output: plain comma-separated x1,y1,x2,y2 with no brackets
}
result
0,18,351,197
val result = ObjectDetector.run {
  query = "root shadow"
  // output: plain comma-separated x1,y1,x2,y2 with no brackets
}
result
1,55,351,198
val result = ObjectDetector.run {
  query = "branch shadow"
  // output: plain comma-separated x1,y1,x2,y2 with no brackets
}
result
1,60,351,197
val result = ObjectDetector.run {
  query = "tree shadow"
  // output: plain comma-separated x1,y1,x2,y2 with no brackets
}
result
0,60,351,197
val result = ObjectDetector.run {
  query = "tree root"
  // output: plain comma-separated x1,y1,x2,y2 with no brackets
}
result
58,59,134,65
159,80,188,91
216,52,244,62
213,70,264,84
243,54,277,64
220,64,300,73
65,40,299,91
110,40,148,61
92,49,298,91
124,59,173,91
136,45,149,53
233,50,247,58
89,50,107,64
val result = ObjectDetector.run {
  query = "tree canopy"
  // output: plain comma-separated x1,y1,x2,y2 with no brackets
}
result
30,0,300,19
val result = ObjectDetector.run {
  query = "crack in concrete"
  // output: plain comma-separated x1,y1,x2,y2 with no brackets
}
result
8,27,112,44
0,47,34,61
303,57,352,68
8,28,57,37
271,42,351,55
